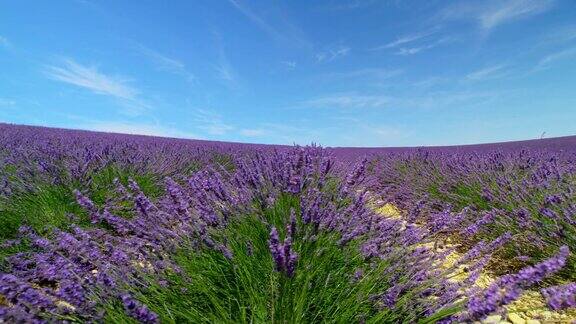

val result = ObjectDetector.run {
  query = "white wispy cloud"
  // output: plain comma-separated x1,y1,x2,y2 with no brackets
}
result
321,68,402,82
440,0,554,31
193,108,235,136
240,128,265,137
395,47,425,55
411,77,449,89
394,36,454,56
372,30,452,56
0,98,16,107
134,44,195,82
0,36,11,49
372,32,432,51
215,64,235,82
282,61,297,70
536,46,576,70
227,0,309,47
44,59,151,116
372,126,404,138
304,94,390,109
479,0,553,30
257,122,323,145
228,0,279,38
80,121,199,139
316,46,350,62
399,91,501,109
205,122,234,136
303,90,501,110
212,31,239,87
540,24,576,45
45,59,139,100
309,115,411,147
322,0,379,10
465,64,509,81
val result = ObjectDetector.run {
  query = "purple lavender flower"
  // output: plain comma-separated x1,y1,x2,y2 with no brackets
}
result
544,194,562,206
74,189,100,223
353,269,364,281
285,247,298,278
515,208,531,228
121,294,159,324
269,227,285,272
461,246,570,321
481,188,494,202
113,177,132,200
486,232,511,251
0,239,20,249
461,211,495,236
268,226,298,277
539,207,558,219
165,177,190,218
57,279,88,306
0,274,55,312
218,244,234,260
129,179,157,217
382,284,403,308
541,283,576,310
0,305,43,323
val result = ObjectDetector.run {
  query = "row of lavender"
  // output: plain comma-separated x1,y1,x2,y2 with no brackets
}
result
0,123,573,322
356,141,576,310
0,123,285,197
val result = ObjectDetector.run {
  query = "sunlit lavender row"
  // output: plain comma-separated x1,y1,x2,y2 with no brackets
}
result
0,123,574,323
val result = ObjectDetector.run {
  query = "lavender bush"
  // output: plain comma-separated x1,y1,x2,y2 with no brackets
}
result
365,146,576,281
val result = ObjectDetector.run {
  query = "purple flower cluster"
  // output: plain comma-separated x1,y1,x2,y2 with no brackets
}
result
462,246,570,321
461,211,496,236
0,142,343,321
541,282,576,310
269,227,298,277
0,123,273,198
358,136,576,317
121,294,159,323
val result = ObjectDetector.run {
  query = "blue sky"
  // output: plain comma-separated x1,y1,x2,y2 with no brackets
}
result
1,0,575,147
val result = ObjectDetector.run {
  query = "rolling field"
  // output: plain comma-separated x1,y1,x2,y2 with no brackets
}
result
0,123,574,323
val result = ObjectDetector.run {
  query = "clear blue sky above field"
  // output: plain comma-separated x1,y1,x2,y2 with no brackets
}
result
1,0,575,147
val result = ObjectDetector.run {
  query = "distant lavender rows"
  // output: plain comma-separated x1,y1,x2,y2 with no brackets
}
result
329,134,576,160
0,123,289,197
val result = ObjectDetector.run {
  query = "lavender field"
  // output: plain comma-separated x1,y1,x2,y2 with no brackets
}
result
0,123,574,323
